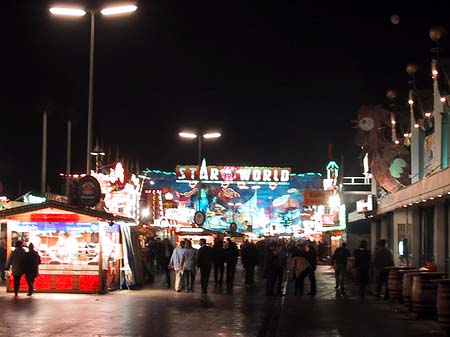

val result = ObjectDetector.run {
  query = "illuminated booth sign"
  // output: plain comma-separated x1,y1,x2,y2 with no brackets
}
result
176,162,291,185
356,194,375,213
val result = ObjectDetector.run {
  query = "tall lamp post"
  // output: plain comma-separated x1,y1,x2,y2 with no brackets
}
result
178,131,221,167
179,131,221,212
49,4,137,175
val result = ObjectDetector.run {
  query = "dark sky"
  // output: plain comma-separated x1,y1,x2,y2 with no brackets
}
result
2,0,449,197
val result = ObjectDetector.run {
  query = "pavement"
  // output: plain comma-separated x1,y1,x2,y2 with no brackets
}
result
0,263,446,337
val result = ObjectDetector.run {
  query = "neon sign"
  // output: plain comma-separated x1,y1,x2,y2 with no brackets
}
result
175,160,290,185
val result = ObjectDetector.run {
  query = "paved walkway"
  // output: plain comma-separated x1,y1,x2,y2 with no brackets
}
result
0,264,446,337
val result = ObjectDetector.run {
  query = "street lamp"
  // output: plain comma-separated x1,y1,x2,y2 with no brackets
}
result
90,142,106,173
179,131,221,213
50,4,137,174
178,131,221,167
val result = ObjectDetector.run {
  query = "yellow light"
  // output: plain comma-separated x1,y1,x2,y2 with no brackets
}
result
394,140,400,144
408,99,414,105
49,7,86,16
203,132,221,139
414,123,420,128
403,133,409,137
391,120,396,125
101,5,137,16
179,132,197,139
432,69,438,75
425,112,432,117
441,97,447,102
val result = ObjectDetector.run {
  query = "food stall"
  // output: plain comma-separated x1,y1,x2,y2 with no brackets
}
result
0,201,137,294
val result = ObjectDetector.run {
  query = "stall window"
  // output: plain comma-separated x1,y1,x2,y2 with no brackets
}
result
10,222,102,266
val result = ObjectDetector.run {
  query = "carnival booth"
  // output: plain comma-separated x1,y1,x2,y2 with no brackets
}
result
0,201,138,294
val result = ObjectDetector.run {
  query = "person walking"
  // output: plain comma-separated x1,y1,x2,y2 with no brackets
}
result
318,241,325,261
198,238,214,293
182,240,197,293
5,240,28,296
354,240,371,300
331,242,351,292
212,240,225,286
264,242,286,296
306,241,317,296
158,239,174,288
0,239,6,282
169,240,185,292
372,239,394,300
241,240,258,286
25,243,41,296
289,243,312,296
224,238,239,292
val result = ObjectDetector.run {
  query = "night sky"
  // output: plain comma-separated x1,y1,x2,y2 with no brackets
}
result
2,0,449,197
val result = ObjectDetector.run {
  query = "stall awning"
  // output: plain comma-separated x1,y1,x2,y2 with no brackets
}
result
0,200,136,223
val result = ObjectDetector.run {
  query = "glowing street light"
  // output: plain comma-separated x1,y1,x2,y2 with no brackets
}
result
179,130,221,213
179,131,221,166
49,8,86,16
50,3,137,174
101,5,137,15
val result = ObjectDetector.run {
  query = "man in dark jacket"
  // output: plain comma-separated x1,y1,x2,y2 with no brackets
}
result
224,238,239,291
372,239,394,299
354,240,371,300
241,240,258,285
25,243,41,296
198,238,214,293
306,241,317,296
212,240,225,286
157,238,174,288
331,242,351,292
5,240,28,296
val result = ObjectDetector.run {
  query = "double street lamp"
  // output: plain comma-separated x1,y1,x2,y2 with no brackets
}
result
179,131,221,213
50,4,137,174
178,131,221,167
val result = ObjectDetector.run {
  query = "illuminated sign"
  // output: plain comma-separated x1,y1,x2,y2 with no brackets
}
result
77,176,101,207
30,213,79,222
322,214,336,226
175,160,291,185
24,194,46,204
303,190,332,206
11,221,101,232
356,194,374,213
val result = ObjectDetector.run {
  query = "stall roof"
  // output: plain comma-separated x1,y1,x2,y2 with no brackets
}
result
0,200,136,223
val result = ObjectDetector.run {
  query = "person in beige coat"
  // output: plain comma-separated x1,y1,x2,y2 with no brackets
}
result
289,243,312,296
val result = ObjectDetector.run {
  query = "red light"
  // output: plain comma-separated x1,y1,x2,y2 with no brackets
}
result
30,213,79,222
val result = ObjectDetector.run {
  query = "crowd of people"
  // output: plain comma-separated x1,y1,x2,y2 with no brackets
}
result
141,236,397,300
141,237,322,296
332,239,394,300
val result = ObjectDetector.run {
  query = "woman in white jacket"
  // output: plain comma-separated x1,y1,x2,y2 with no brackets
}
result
182,240,198,292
